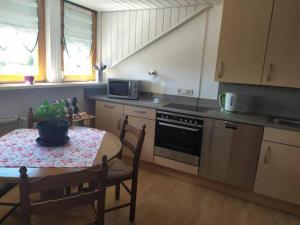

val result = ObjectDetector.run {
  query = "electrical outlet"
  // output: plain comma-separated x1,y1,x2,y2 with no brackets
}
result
177,88,194,96
186,89,194,96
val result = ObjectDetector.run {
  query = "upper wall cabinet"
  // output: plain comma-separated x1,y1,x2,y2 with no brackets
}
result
261,0,300,88
215,0,274,85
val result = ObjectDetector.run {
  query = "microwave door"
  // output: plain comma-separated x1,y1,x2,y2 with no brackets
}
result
109,81,130,98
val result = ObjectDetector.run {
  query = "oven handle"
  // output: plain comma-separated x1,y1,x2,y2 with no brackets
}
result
157,118,203,128
158,122,200,132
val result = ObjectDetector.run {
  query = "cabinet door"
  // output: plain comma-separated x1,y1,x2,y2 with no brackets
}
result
261,0,300,88
254,141,300,205
215,0,273,84
124,116,155,163
95,101,124,136
199,118,263,190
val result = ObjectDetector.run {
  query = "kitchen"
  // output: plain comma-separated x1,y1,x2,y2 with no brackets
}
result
88,0,300,220
0,0,300,224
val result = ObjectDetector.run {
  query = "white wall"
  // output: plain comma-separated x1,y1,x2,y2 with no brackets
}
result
101,6,205,67
103,4,223,99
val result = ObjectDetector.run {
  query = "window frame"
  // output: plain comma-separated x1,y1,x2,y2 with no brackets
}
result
0,0,46,84
61,0,97,82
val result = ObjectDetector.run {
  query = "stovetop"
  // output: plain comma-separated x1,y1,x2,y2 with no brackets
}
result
163,103,211,113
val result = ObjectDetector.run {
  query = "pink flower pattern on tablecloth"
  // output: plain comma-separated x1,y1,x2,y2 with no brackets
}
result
0,127,106,168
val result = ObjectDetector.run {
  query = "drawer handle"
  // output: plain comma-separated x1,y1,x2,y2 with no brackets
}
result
225,122,237,130
134,110,146,114
104,104,115,109
266,64,273,82
218,61,224,78
264,146,272,164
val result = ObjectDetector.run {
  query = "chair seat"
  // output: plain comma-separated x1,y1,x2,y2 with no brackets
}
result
0,183,16,199
107,159,132,185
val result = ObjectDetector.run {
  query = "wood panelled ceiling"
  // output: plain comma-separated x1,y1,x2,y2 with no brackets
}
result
68,0,219,12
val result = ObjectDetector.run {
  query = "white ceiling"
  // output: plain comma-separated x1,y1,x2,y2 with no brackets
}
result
68,0,220,12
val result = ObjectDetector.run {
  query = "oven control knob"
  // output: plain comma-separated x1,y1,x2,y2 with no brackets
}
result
190,120,193,123
165,116,169,119
194,121,198,124
184,119,188,122
179,118,183,122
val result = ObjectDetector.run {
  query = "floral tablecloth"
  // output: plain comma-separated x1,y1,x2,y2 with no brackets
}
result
0,127,106,168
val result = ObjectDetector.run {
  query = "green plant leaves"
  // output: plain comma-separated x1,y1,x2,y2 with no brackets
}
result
34,101,66,122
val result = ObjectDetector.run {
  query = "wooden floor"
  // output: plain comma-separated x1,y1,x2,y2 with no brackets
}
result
1,168,300,225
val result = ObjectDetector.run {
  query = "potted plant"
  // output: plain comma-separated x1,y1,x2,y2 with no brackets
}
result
34,101,70,144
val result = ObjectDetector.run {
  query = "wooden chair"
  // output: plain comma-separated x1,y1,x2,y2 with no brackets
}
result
0,183,18,224
19,156,108,225
106,115,146,221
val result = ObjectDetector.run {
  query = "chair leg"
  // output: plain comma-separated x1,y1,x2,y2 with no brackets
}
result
115,183,120,200
129,180,138,221
21,209,31,225
96,192,106,225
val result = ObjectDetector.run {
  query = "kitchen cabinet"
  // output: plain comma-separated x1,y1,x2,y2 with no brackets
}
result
124,105,156,120
255,128,300,205
123,105,156,163
95,101,124,136
261,0,300,88
126,116,155,163
199,118,264,190
95,101,155,164
215,0,273,85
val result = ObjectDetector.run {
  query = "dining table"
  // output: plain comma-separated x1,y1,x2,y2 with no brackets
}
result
0,126,122,183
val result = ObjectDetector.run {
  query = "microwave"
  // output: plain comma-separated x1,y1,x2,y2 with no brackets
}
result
107,79,142,100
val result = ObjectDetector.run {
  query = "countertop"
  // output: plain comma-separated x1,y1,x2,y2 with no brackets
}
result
88,94,300,132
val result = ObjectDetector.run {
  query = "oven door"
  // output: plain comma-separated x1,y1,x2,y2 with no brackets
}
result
108,80,130,99
155,120,203,165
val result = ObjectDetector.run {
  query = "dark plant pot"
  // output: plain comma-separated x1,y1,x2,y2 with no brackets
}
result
36,120,70,142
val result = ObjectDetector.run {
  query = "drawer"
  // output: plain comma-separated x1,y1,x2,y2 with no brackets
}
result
263,127,300,147
124,105,156,120
96,101,123,112
154,156,198,175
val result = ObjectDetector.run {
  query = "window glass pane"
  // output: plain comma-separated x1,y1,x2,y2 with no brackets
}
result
64,3,93,76
63,40,91,76
0,27,38,76
0,0,39,78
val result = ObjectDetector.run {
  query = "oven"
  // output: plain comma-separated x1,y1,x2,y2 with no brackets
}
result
155,111,204,166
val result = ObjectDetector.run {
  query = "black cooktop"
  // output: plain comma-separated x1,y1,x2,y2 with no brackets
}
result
163,103,211,113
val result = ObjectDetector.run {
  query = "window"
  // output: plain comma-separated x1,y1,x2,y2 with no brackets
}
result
0,0,45,83
62,2,96,81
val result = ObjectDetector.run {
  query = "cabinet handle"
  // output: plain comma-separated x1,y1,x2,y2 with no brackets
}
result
104,104,115,109
117,118,121,130
134,110,146,114
264,146,272,164
266,64,273,82
218,62,224,78
225,122,237,130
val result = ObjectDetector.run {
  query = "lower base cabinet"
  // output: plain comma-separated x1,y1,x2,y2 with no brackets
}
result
122,116,155,164
95,101,123,137
254,141,300,205
199,119,264,190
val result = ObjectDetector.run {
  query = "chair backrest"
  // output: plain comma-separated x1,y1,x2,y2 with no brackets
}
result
19,156,108,225
119,116,146,172
54,97,80,114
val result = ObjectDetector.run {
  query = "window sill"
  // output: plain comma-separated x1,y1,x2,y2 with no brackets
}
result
0,81,107,91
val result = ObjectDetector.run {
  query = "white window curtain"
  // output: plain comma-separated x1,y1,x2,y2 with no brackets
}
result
0,0,39,52
64,3,93,59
